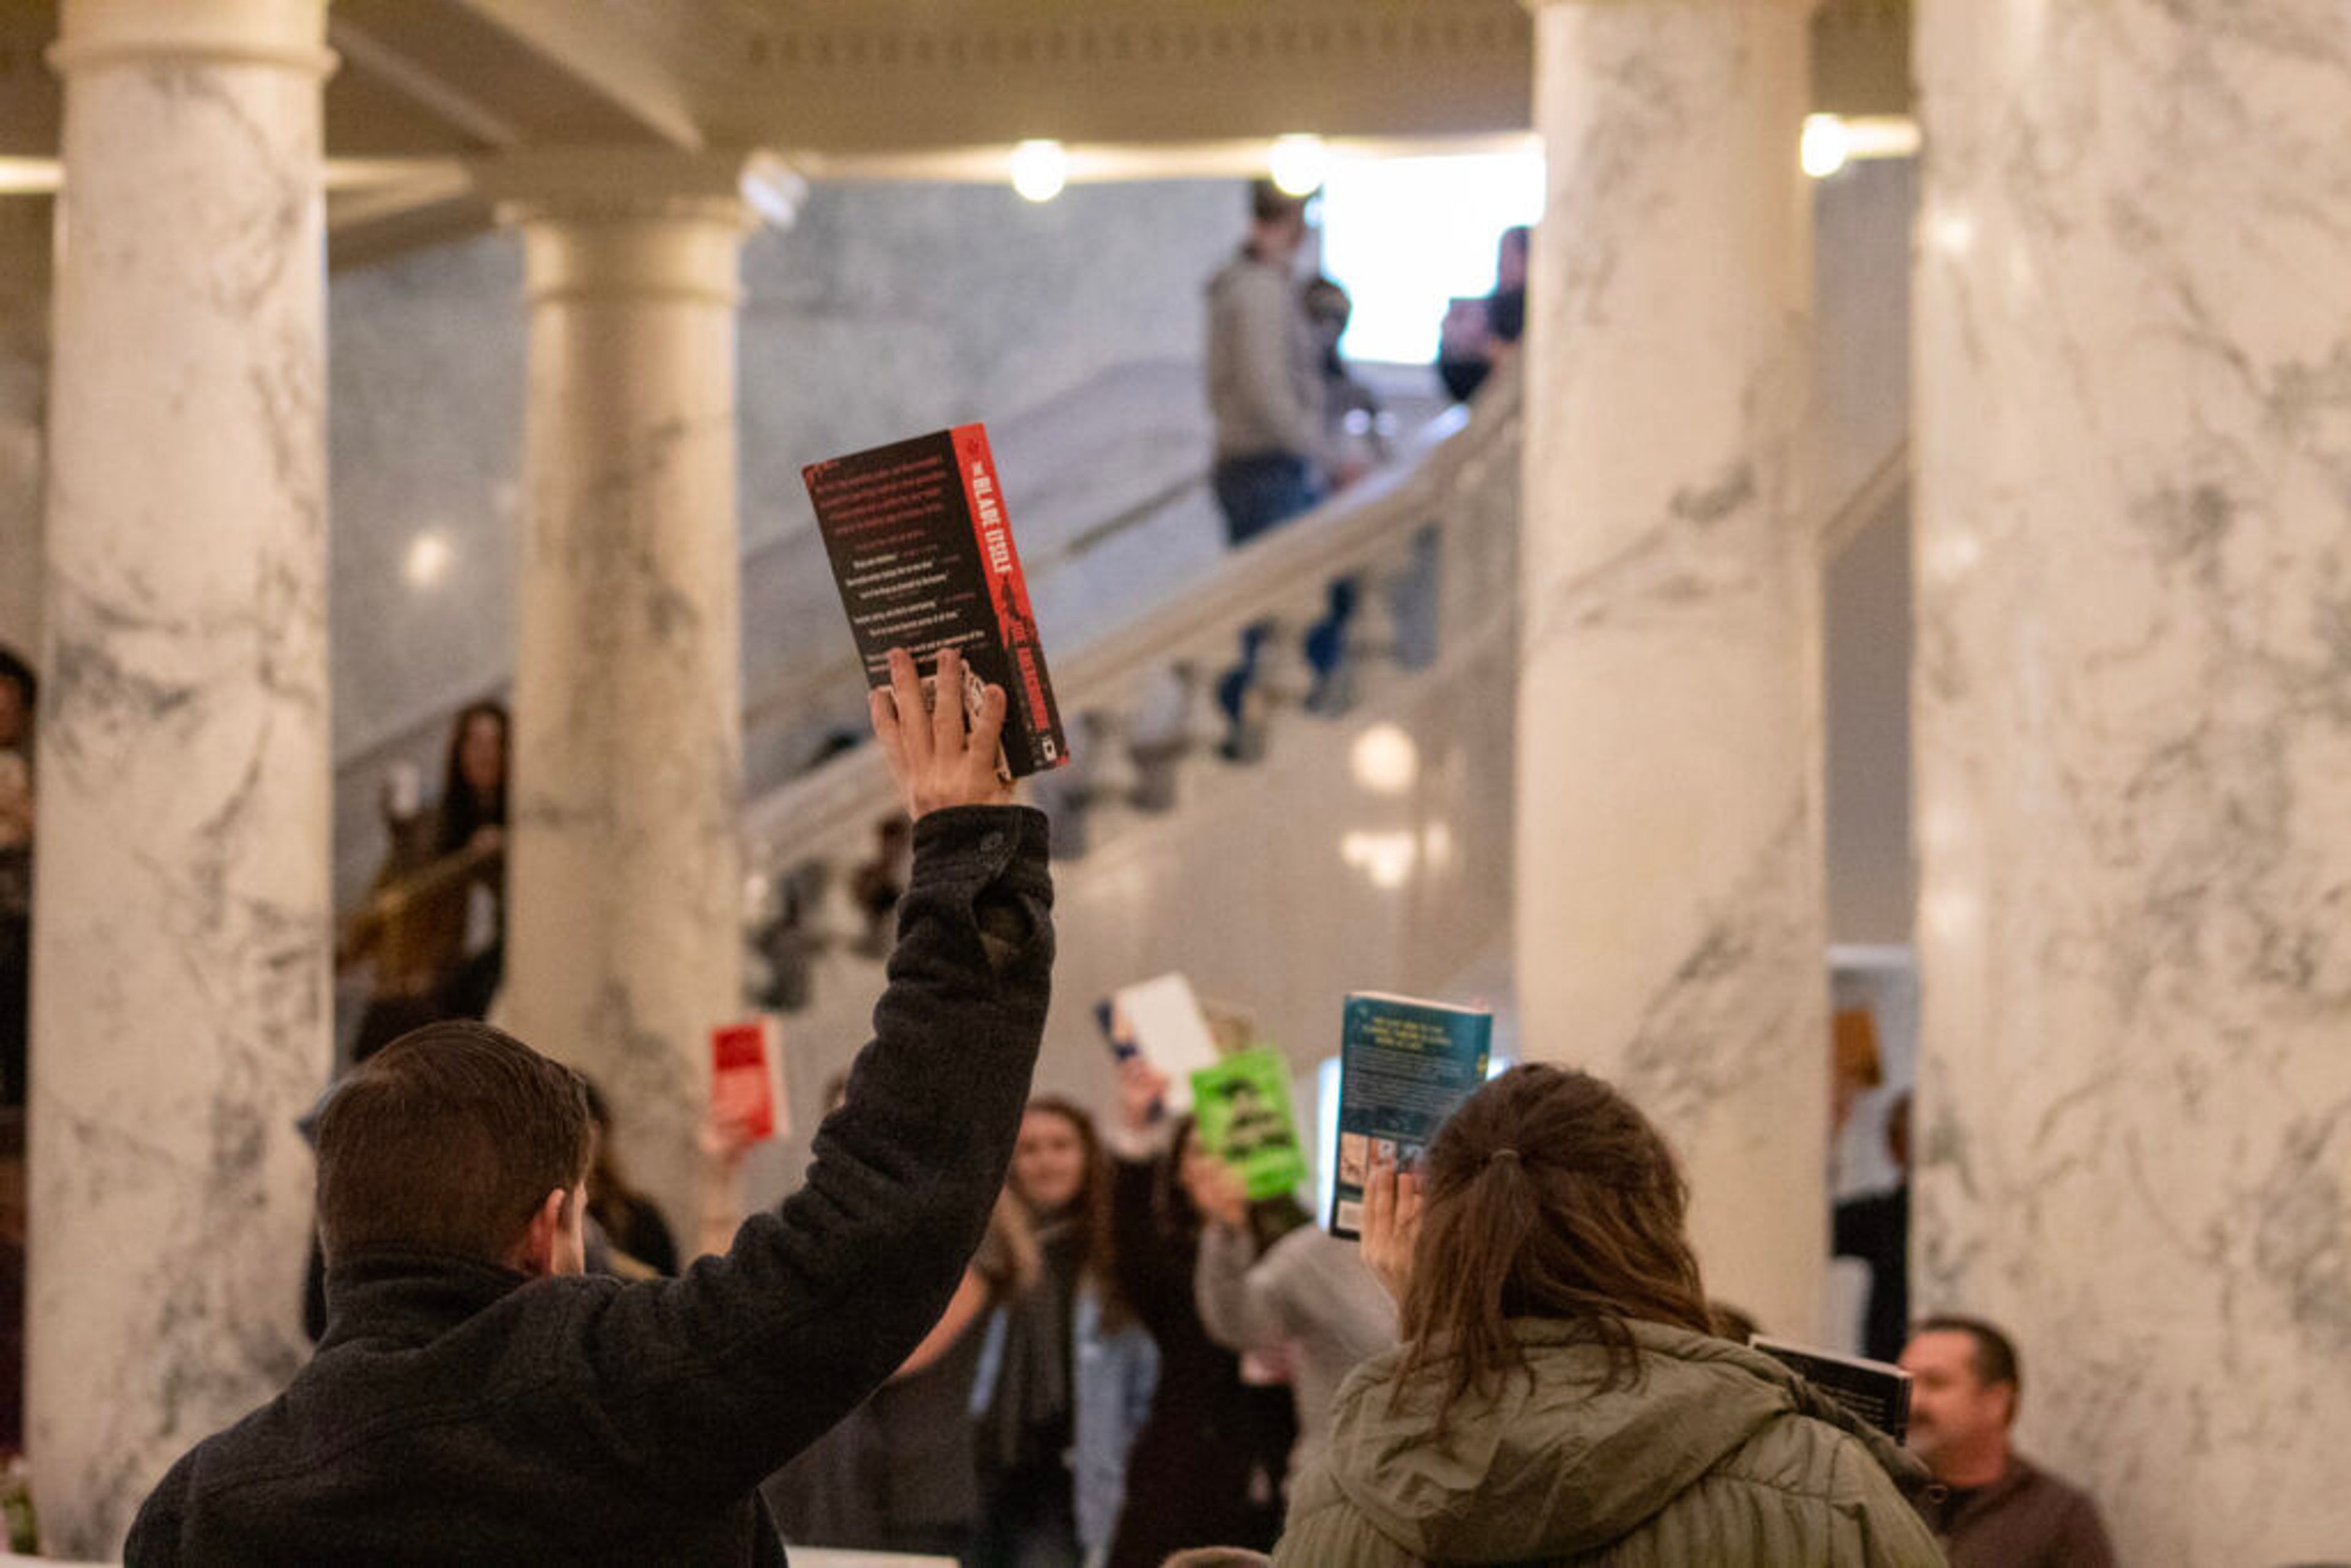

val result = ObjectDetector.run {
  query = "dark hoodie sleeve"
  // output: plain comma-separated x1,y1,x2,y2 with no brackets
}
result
553,804,1053,1503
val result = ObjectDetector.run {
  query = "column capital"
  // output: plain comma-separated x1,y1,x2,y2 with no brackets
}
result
482,148,804,307
50,0,334,78
479,147,806,234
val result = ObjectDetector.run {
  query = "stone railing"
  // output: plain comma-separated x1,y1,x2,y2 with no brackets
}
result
740,369,1525,1011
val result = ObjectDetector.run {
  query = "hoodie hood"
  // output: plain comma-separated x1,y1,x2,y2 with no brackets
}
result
1317,1318,1929,1562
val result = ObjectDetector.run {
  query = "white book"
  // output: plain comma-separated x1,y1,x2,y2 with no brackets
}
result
1102,972,1221,1114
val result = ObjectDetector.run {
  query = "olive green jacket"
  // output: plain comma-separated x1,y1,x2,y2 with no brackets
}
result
1273,1319,1946,1567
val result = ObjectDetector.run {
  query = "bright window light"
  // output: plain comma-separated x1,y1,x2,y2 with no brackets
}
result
1319,147,1545,366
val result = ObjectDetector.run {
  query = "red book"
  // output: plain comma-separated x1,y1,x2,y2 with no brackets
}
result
710,1017,789,1144
801,423,1071,778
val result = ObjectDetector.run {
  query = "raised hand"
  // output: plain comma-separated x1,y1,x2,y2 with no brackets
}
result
1359,1149,1422,1305
869,646,1015,819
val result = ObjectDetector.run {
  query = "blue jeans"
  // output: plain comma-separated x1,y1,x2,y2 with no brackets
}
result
1214,452,1319,547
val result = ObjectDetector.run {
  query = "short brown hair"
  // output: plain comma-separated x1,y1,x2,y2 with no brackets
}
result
315,1021,592,1266
1249,177,1307,227
1397,1065,1714,1433
1914,1314,2021,1398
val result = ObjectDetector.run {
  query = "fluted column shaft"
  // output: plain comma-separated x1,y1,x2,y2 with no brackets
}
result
31,0,334,1553
1913,4,2351,1562
500,182,752,1235
1516,0,1826,1337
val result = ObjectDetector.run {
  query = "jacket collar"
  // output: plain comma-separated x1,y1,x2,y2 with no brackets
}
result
318,1251,533,1352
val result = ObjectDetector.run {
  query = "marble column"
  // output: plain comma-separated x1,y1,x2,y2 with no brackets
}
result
490,153,797,1236
30,0,332,1553
1515,0,1827,1337
1913,5,2351,1562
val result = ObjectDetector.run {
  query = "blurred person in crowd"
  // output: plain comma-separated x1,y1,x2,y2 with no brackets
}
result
1303,276,1385,485
1207,179,1325,547
0,751,26,1110
0,1117,21,1457
1436,225,1529,405
0,646,31,758
582,1077,679,1278
968,1093,1158,1568
1185,1150,1395,1492
129,647,1049,1565
1901,1316,2117,1568
1834,1091,1911,1364
426,697,510,1018
767,1073,1043,1559
1102,1059,1297,1568
0,648,31,1113
1273,1064,1941,1567
339,699,512,1054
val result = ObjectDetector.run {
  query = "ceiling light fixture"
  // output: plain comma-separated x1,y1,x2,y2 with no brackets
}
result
1801,114,1852,180
403,530,453,590
1269,133,1329,197
1009,139,1068,203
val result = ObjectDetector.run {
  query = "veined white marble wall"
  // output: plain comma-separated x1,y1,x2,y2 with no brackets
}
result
1518,0,1828,1338
30,0,333,1553
1913,4,2351,1563
500,206,749,1239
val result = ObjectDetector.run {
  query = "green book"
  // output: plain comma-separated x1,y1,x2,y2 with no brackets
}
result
1190,1048,1311,1201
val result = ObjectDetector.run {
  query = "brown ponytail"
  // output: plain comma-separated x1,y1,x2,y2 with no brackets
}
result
1393,1065,1714,1437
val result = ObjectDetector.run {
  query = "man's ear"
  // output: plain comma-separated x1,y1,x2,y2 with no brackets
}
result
514,1187,568,1278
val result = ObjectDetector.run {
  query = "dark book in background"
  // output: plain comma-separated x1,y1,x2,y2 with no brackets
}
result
1328,992,1492,1240
801,424,1070,778
1749,1336,1913,1442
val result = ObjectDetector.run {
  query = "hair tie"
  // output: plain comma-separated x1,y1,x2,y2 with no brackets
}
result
1488,1147,1522,1168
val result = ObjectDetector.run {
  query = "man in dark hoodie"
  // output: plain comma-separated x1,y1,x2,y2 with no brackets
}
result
126,647,1051,1566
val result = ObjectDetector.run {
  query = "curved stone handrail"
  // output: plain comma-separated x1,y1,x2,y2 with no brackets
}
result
742,369,1524,881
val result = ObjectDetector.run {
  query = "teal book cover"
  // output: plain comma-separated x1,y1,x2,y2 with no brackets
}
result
1329,992,1492,1239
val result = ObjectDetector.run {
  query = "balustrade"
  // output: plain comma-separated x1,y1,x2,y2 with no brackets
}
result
740,372,1524,1011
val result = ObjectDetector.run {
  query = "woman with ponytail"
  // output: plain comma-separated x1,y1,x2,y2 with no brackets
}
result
1271,1064,1943,1567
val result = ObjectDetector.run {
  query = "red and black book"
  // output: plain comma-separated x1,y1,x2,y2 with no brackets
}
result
801,424,1070,778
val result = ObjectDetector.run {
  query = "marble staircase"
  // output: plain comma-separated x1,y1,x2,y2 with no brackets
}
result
733,374,1525,1195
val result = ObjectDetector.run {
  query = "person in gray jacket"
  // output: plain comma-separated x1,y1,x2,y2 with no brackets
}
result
1205,179,1327,546
1273,1065,1944,1567
1185,1153,1395,1491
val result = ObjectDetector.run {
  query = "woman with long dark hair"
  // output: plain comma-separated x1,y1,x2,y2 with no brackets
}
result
1100,1060,1298,1568
580,1077,677,1277
1271,1065,1942,1566
427,699,508,1018
968,1095,1158,1568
